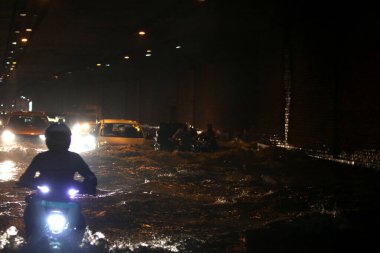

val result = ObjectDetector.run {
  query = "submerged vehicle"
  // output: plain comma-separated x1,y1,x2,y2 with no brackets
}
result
96,119,145,146
21,180,87,252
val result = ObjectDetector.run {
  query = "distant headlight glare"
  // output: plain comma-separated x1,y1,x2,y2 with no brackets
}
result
2,130,15,142
72,123,81,135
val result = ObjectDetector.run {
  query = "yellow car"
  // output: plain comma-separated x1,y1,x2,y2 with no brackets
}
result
96,119,145,146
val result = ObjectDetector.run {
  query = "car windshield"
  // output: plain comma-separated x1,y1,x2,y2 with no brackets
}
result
8,116,48,128
100,123,143,138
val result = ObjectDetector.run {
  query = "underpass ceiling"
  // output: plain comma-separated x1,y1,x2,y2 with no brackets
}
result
0,0,206,94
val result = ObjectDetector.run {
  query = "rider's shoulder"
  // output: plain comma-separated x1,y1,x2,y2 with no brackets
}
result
67,150,83,159
33,151,49,159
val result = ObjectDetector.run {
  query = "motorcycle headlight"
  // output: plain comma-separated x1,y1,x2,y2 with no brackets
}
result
37,185,50,194
68,188,79,198
47,211,68,234
1,130,15,142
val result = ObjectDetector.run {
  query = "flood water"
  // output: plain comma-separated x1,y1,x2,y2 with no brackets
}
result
1,141,379,252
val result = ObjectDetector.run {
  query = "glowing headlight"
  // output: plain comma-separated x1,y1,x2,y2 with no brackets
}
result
72,123,81,135
47,211,68,234
70,134,96,153
37,185,50,194
81,123,90,131
68,188,79,198
72,123,91,135
39,135,46,141
1,130,15,142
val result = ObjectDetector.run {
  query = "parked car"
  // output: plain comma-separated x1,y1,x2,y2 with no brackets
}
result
1,111,49,143
96,119,145,146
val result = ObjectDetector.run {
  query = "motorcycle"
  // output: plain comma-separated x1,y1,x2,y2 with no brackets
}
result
22,180,87,252
193,135,218,152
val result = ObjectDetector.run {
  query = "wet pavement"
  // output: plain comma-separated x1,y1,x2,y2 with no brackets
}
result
0,141,379,252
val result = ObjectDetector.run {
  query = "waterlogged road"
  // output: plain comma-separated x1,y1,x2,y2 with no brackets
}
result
0,142,379,252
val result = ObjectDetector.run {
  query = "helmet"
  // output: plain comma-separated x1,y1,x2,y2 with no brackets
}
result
45,123,72,151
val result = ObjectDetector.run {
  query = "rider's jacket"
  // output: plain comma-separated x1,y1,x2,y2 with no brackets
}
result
18,150,97,195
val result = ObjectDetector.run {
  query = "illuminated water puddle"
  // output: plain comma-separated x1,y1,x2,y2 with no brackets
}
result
1,226,186,252
106,235,182,252
95,188,126,198
0,226,24,250
158,173,176,178
270,138,379,169
0,145,23,152
213,197,237,205
0,160,18,182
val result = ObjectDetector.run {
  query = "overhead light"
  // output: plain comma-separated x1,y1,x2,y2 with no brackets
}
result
146,49,152,53
19,13,27,17
96,63,102,67
14,30,20,34
26,28,32,32
12,42,17,45
176,45,181,49
138,31,146,36
21,38,28,43
124,55,130,59
145,53,152,57
105,64,110,67
12,62,16,65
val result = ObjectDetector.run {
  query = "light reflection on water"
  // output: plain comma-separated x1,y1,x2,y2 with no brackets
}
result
268,136,380,169
0,226,190,252
0,161,17,182
0,142,377,252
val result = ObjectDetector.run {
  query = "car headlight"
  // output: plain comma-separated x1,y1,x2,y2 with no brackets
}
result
47,211,68,234
39,135,46,141
72,122,91,136
72,123,81,135
1,130,15,142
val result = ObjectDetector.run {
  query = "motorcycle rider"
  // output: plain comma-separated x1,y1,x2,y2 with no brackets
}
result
17,122,97,239
171,123,193,151
198,124,218,151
